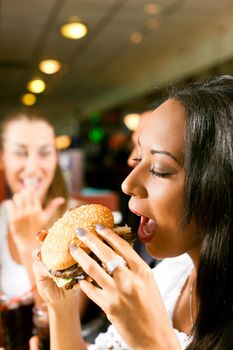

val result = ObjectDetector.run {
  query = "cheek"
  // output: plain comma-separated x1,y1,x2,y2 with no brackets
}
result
2,162,22,194
43,159,58,180
149,182,183,225
2,158,21,179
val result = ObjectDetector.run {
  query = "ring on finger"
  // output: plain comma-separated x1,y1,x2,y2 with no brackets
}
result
103,255,127,276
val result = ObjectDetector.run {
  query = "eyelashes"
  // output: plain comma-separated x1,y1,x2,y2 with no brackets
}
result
132,157,171,178
149,167,171,178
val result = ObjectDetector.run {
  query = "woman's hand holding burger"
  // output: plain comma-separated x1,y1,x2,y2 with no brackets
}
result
33,232,85,350
33,232,80,307
33,204,180,350
69,224,180,350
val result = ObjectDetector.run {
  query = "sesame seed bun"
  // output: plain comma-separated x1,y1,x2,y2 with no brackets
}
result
41,204,114,271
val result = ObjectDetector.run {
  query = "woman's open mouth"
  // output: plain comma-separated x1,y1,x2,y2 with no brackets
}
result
138,216,156,243
129,208,156,244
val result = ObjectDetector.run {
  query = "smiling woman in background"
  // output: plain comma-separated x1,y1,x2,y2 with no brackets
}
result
0,109,69,349
33,75,233,350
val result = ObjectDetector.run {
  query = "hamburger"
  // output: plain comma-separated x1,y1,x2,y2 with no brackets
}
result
41,204,134,289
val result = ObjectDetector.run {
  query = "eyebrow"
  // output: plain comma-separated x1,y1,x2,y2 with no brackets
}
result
137,138,181,165
150,149,180,165
8,142,54,148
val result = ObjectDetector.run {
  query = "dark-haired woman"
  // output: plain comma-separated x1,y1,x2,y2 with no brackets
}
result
33,75,233,350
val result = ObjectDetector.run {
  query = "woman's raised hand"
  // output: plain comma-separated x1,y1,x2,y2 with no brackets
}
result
5,188,65,248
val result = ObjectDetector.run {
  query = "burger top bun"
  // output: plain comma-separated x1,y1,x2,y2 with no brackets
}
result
41,204,114,271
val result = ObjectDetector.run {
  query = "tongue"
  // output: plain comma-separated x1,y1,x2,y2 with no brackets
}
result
140,217,156,236
144,219,156,235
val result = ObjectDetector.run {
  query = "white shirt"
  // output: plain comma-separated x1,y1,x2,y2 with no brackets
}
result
0,201,32,299
88,254,193,350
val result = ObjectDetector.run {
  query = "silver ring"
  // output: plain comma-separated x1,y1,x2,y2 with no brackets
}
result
103,255,127,276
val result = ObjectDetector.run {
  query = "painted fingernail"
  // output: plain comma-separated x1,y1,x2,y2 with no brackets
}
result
75,227,87,237
70,242,78,254
96,223,105,232
37,230,47,241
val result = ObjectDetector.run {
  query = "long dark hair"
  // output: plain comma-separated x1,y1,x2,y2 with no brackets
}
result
169,76,233,349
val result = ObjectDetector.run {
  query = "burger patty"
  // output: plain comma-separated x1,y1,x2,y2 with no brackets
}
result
50,252,100,279
50,263,83,278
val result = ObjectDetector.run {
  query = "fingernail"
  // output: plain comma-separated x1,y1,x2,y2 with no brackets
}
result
70,242,78,254
32,248,41,262
75,227,87,237
96,223,105,233
37,230,47,241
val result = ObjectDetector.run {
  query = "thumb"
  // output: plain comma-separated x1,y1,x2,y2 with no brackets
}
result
43,197,65,222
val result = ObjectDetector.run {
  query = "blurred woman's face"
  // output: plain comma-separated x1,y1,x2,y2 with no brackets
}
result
122,99,199,259
0,119,58,202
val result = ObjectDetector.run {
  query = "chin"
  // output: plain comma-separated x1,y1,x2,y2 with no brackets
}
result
146,242,173,260
145,243,159,259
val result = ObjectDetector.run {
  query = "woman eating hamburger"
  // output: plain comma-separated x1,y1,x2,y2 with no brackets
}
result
33,76,233,350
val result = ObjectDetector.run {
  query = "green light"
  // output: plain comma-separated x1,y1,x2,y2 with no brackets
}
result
88,127,104,143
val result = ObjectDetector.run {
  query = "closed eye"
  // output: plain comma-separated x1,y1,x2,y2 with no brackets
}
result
149,167,171,178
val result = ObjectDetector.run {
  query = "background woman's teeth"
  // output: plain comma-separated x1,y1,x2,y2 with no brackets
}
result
23,178,39,188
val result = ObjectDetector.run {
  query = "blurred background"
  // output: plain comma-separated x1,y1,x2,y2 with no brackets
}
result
1,0,233,219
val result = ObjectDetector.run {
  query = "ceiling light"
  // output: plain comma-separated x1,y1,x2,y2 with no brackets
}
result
130,32,143,44
144,3,162,15
123,113,141,131
60,18,88,40
21,93,37,106
55,135,72,150
39,59,61,74
27,79,46,93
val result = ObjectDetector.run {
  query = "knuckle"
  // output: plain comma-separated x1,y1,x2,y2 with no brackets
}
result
105,296,121,315
84,263,96,276
115,275,134,296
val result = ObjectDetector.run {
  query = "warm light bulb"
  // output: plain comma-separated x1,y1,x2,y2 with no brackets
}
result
27,79,46,93
130,32,143,44
123,113,141,131
60,21,88,40
144,3,162,15
21,93,37,106
55,135,72,150
39,59,61,74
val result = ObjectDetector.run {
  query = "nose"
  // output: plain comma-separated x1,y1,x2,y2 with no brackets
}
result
121,167,147,198
24,153,40,173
